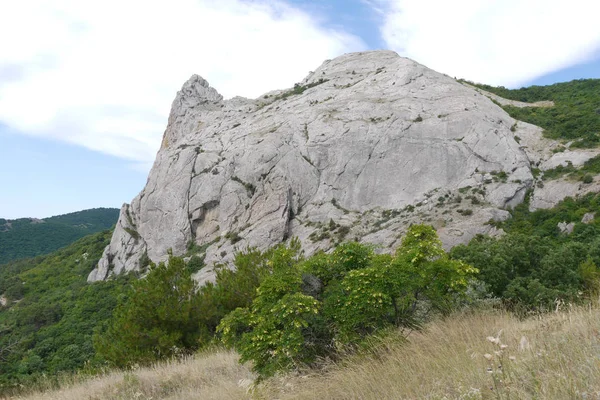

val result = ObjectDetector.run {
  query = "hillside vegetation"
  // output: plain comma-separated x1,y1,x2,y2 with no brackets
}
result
467,79,600,147
1,191,600,395
13,303,600,399
0,231,132,390
0,208,119,264
451,192,600,307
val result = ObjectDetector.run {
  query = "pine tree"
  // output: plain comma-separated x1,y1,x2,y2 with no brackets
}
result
94,256,200,367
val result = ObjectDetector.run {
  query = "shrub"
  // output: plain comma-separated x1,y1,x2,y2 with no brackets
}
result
217,225,477,378
94,256,201,367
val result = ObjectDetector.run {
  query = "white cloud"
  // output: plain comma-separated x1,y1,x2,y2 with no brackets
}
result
0,0,364,165
374,0,600,87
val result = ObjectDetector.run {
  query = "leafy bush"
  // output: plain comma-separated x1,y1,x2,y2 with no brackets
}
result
451,193,600,309
218,225,477,378
196,241,303,347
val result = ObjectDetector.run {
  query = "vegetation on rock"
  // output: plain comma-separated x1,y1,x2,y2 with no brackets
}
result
467,79,600,147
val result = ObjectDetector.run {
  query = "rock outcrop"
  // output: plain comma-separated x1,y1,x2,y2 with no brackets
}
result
89,50,545,282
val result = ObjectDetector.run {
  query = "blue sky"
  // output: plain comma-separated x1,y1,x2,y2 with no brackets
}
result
1,0,600,219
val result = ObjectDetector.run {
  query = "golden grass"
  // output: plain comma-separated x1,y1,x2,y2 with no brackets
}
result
11,349,255,400
11,303,600,400
261,304,600,399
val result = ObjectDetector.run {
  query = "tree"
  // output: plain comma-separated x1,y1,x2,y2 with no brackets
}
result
218,225,477,378
196,240,303,346
94,256,200,367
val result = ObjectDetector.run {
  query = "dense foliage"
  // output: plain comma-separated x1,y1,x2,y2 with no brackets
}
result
466,79,600,147
0,208,119,264
0,230,132,391
218,226,477,377
94,243,304,368
451,193,600,308
94,257,200,367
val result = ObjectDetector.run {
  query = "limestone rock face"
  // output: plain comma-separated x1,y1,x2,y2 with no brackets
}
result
89,50,536,281
558,222,575,235
582,213,595,224
529,173,600,211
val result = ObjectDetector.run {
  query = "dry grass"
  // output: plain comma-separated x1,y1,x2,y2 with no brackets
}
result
11,349,255,400
11,303,600,400
261,304,600,399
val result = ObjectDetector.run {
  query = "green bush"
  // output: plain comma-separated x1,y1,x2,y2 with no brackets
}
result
194,241,303,347
451,193,600,309
218,225,477,378
94,257,201,367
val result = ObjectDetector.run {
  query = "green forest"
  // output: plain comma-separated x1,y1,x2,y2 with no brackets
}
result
466,79,600,147
0,208,119,264
0,230,134,390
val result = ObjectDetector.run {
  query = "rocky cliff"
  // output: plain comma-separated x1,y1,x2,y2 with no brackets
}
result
88,50,586,283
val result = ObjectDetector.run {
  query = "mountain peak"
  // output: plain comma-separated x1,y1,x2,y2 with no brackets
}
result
90,51,548,282
180,74,223,104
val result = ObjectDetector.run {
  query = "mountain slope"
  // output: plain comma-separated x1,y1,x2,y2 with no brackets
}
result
0,208,119,264
14,304,600,399
89,50,536,282
0,230,131,389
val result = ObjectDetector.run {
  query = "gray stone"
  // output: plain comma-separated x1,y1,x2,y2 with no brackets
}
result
301,273,323,298
541,150,600,171
558,222,575,234
87,50,591,282
582,213,595,224
530,178,600,211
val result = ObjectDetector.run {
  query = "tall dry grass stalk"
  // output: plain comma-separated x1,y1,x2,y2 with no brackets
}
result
10,303,600,399
10,349,255,400
261,303,600,399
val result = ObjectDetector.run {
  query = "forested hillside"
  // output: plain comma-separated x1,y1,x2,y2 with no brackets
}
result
451,191,600,307
467,79,600,147
0,208,119,264
0,230,133,391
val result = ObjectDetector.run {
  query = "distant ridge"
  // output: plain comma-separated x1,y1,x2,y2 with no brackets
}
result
0,208,119,264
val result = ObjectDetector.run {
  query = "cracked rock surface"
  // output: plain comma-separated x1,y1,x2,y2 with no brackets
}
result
90,50,549,282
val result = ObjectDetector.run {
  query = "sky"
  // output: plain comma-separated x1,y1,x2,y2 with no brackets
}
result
1,0,600,219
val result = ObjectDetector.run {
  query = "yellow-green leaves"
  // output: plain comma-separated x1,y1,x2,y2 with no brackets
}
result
217,225,477,378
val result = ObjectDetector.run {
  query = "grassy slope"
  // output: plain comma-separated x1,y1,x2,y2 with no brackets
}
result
14,302,600,400
0,208,119,264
